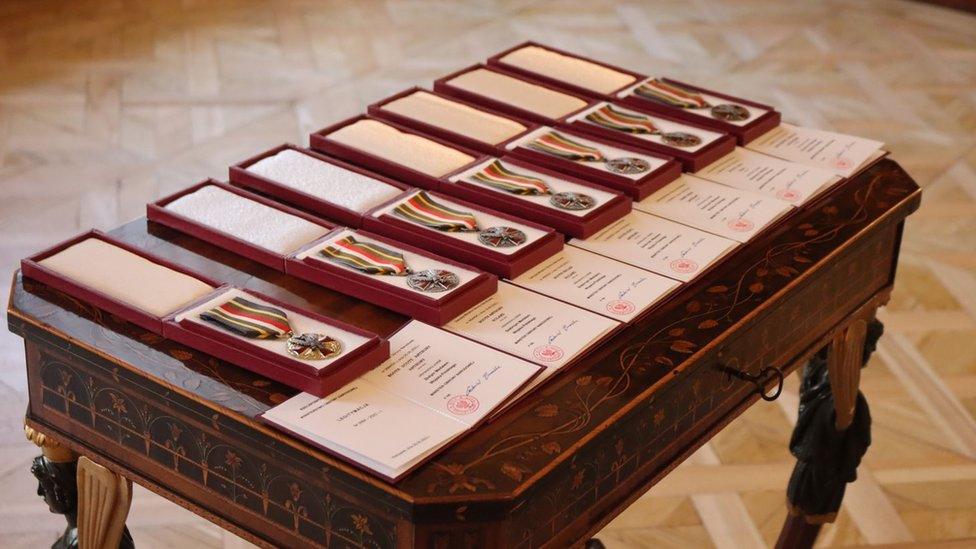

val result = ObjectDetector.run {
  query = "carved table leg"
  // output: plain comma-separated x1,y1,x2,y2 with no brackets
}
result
25,423,135,549
774,319,884,549
77,457,134,549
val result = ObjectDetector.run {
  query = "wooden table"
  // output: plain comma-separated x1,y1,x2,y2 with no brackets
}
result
9,159,920,549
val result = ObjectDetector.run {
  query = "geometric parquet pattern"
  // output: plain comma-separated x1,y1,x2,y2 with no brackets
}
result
1,1,974,547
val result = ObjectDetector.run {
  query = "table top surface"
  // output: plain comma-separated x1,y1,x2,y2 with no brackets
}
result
8,158,920,505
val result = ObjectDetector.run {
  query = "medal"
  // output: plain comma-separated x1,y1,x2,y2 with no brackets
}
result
584,103,702,148
469,160,595,211
406,269,460,293
710,103,750,122
477,226,527,248
200,296,342,361
604,157,651,175
549,191,595,210
633,79,751,122
393,191,527,249
320,235,460,293
526,131,650,175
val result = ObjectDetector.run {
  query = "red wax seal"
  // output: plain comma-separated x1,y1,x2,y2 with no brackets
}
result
776,188,800,202
727,218,755,232
670,258,698,274
533,344,564,363
606,300,636,315
835,157,853,170
447,395,479,416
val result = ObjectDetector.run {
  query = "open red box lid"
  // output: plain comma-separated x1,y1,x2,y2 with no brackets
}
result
284,227,498,326
21,230,389,396
486,41,646,100
485,41,781,144
229,143,410,229
501,125,681,200
309,115,489,193
361,188,564,279
147,179,335,272
439,155,631,239
21,229,223,334
367,86,541,157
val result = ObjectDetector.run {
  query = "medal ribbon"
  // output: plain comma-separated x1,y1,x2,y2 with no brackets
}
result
633,79,709,109
393,191,480,232
200,297,292,339
470,160,551,195
320,236,410,276
585,104,659,135
527,131,606,162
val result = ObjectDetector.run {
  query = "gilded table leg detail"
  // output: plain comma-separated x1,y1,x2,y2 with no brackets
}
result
26,423,135,549
77,457,135,549
26,423,80,549
774,318,884,549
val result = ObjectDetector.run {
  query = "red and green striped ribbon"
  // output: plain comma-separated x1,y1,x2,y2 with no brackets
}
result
320,235,409,276
527,131,606,162
393,191,479,232
585,103,659,134
469,160,551,195
200,297,292,339
633,79,709,109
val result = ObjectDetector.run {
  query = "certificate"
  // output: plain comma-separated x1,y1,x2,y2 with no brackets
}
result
695,147,843,205
261,381,466,481
570,211,738,282
445,282,621,369
361,321,541,426
262,320,541,480
510,246,680,322
634,174,793,242
745,123,885,177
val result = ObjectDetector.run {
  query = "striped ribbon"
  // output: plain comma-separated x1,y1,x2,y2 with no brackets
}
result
470,160,551,195
393,191,479,232
320,235,410,276
633,79,709,109
585,104,659,135
527,131,606,162
200,297,292,339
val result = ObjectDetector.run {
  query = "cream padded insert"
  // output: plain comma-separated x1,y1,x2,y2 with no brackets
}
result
165,185,330,255
247,149,404,213
446,68,588,119
327,119,475,177
381,91,527,145
500,45,637,94
39,238,216,317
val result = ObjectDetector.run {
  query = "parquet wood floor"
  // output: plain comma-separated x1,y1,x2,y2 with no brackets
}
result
1,1,974,547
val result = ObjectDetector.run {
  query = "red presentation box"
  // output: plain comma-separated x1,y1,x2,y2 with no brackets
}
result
229,143,410,229
557,101,736,172
615,79,781,146
147,179,335,272
284,228,498,326
433,64,731,171
309,115,488,192
439,155,631,239
162,287,389,397
367,87,541,157
21,230,388,396
361,189,564,279
486,41,781,145
503,125,681,200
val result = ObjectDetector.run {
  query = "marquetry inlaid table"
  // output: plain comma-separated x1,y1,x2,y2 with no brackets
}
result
9,159,920,549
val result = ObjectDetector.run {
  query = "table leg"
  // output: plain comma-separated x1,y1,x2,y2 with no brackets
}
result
25,424,135,549
774,318,884,549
